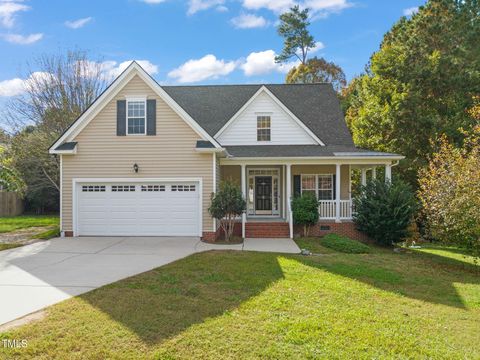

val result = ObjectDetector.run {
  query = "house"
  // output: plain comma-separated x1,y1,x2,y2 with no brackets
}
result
49,61,403,240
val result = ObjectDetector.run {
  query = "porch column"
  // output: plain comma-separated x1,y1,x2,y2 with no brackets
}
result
385,164,392,183
286,164,293,238
361,168,367,186
241,164,246,239
335,164,341,223
372,167,376,180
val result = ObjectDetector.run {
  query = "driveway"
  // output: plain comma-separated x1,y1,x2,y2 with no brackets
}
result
0,236,299,325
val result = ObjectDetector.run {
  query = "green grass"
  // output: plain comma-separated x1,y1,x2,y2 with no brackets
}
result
0,243,23,251
1,247,479,359
296,234,371,254
0,215,59,233
409,243,479,268
31,226,60,240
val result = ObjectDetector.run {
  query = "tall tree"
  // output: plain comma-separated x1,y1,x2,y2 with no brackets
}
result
6,50,107,212
344,0,480,185
275,5,315,65
286,57,347,92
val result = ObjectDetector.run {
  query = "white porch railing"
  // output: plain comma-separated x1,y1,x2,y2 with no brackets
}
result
318,200,354,220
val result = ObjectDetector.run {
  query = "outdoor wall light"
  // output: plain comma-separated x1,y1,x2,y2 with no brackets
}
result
133,163,139,173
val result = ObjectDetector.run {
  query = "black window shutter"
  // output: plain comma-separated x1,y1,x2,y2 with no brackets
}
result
146,99,156,136
332,175,336,200
117,100,126,136
293,175,301,197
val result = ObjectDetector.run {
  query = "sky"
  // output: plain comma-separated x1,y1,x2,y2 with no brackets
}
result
0,0,425,100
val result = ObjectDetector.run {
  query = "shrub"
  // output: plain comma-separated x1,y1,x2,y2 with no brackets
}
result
208,181,246,242
321,234,370,253
418,127,480,261
353,179,417,246
291,192,319,236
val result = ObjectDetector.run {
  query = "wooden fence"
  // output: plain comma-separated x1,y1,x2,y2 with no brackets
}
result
0,191,24,217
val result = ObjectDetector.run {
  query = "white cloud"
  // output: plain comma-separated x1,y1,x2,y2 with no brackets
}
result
0,1,30,28
139,0,166,3
242,0,294,13
308,41,325,54
305,0,353,17
65,17,92,29
0,71,52,97
2,32,43,44
0,60,160,97
241,49,298,76
168,54,236,83
231,13,269,28
242,0,352,17
216,5,228,12
187,0,225,15
0,77,24,96
99,60,159,79
403,7,418,16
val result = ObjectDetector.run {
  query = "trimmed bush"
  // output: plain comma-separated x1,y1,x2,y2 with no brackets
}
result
321,234,371,254
291,192,319,236
353,179,418,246
209,181,246,242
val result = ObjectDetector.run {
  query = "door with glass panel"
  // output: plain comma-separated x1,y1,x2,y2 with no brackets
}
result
247,168,280,217
255,176,272,214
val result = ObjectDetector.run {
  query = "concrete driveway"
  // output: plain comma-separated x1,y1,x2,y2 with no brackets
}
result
0,236,299,326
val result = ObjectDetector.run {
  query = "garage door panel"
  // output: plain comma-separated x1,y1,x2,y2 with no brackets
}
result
77,181,200,236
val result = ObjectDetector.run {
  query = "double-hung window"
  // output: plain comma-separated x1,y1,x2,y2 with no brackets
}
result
301,174,334,200
257,115,271,141
127,99,146,135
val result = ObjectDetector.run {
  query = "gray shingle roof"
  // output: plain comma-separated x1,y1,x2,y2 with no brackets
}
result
54,142,77,151
162,83,354,146
225,145,401,158
196,140,215,148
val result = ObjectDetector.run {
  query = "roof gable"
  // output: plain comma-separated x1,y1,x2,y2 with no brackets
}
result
49,62,221,153
216,86,321,146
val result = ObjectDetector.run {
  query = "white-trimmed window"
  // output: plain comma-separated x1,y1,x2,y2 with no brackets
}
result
127,99,146,135
257,115,271,141
301,174,334,200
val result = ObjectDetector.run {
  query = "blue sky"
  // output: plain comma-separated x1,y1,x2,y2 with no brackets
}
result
0,0,424,99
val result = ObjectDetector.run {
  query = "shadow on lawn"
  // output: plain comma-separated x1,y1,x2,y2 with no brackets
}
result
79,251,284,345
297,247,479,309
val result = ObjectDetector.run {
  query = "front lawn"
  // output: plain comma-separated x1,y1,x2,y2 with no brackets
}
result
0,215,59,233
0,243,23,251
1,245,479,359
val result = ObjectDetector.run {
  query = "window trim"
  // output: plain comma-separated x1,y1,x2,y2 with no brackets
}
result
300,174,334,201
126,97,147,136
256,114,271,142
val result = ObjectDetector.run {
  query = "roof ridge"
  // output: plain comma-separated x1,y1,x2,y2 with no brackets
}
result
161,83,332,88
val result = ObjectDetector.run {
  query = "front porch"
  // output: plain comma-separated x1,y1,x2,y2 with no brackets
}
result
219,159,396,239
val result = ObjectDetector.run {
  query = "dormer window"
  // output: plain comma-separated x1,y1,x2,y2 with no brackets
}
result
257,115,271,141
127,99,146,135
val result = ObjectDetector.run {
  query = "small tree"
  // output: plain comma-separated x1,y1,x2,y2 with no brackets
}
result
353,179,417,246
291,192,319,237
419,127,480,261
286,57,347,92
208,181,246,242
275,5,315,65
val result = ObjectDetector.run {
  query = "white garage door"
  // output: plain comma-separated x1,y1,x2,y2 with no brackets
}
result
76,182,200,236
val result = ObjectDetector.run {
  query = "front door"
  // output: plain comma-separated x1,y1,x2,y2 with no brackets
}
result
255,176,272,214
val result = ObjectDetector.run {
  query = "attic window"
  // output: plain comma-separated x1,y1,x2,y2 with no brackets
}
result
127,99,146,135
257,115,271,141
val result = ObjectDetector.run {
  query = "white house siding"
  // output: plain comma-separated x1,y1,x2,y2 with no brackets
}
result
217,91,317,145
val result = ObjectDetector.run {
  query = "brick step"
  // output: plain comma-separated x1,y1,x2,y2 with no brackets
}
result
245,222,290,238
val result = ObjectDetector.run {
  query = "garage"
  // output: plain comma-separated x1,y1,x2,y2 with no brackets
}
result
75,181,200,236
